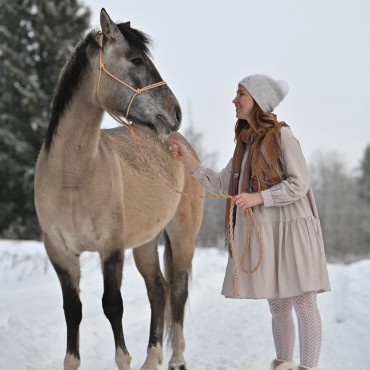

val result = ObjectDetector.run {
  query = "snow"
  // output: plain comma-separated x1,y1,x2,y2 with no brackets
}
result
0,240,369,370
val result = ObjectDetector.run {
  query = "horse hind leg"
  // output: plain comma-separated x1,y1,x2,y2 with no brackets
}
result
44,234,82,370
133,238,167,370
163,229,195,370
100,248,132,370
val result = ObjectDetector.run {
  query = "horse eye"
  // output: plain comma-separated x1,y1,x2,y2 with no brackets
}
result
130,57,143,66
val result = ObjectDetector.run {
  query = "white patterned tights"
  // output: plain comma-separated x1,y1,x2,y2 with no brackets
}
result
268,292,322,368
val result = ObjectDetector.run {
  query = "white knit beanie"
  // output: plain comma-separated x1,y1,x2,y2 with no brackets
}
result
239,74,289,112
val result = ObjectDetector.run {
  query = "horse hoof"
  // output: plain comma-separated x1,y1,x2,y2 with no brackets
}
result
169,365,187,370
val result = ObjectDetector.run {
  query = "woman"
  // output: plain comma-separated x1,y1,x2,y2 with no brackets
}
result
169,74,331,370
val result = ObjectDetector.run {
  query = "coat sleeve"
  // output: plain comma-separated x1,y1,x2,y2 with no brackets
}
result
261,127,310,207
192,158,233,194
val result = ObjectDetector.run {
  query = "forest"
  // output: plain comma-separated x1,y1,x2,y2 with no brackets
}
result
1,0,369,262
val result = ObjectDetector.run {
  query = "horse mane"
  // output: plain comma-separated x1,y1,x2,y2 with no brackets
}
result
44,23,152,152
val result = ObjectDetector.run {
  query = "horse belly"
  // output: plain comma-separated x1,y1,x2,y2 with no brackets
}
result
36,187,122,253
40,214,113,254
123,192,181,249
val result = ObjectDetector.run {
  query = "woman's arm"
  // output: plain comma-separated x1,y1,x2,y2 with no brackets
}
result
169,139,232,194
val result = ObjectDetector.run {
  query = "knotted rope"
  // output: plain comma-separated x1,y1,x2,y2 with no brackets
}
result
127,126,264,297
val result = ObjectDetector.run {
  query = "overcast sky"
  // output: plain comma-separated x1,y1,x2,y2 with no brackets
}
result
85,0,370,171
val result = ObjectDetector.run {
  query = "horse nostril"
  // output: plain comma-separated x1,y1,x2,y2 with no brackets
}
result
175,108,182,124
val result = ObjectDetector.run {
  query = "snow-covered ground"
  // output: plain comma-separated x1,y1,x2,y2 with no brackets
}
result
0,240,369,370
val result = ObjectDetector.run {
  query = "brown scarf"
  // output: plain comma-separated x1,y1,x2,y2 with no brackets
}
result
225,122,288,247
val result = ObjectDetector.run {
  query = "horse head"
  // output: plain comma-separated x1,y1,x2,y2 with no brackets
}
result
95,8,182,137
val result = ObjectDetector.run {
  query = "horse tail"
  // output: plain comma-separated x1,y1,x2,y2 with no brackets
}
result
163,230,174,341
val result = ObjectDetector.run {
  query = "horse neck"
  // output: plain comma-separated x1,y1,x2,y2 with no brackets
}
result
49,85,104,177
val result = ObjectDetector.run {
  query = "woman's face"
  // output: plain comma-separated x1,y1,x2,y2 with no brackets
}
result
232,85,255,121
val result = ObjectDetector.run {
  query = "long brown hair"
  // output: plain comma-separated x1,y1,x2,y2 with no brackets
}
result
234,102,282,141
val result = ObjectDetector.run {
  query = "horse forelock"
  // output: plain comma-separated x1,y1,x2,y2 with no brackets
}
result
116,22,152,58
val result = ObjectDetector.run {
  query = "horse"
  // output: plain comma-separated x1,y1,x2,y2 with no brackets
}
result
34,8,204,370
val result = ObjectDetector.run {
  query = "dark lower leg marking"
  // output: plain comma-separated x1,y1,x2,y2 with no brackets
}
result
170,271,189,326
102,250,128,354
146,273,167,348
53,263,82,359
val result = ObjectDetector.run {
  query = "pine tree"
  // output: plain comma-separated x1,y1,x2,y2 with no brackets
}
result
0,1,90,239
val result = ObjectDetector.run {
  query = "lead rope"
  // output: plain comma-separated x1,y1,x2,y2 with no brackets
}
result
128,126,264,295
95,33,264,297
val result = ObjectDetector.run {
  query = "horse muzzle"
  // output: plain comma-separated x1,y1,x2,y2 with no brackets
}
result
157,106,182,134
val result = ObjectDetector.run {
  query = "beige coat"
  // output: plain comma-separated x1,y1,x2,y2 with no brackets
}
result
193,126,331,299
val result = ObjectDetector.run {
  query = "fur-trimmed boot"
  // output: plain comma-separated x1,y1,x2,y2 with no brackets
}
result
270,359,296,370
296,366,317,370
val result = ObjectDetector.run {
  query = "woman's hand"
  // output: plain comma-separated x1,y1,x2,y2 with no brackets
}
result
232,192,263,210
168,139,200,173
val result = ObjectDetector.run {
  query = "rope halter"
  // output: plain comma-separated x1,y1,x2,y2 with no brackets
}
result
95,33,167,126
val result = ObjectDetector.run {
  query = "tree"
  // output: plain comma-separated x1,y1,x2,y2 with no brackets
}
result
0,1,90,239
358,144,370,205
182,105,226,248
182,100,219,169
357,144,370,253
184,122,226,248
310,151,370,262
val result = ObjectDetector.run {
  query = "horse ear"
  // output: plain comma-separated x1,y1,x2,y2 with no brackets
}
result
100,8,120,40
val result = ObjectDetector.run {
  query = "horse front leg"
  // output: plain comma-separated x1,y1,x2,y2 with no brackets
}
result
101,249,132,370
44,234,82,370
133,239,168,370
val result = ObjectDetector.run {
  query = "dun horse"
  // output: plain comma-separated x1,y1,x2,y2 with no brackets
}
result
34,8,203,370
